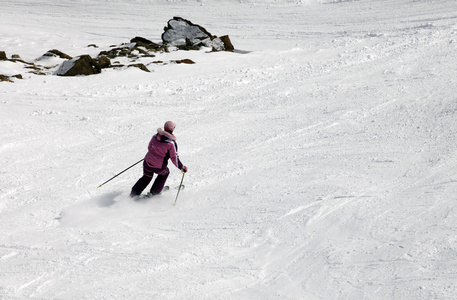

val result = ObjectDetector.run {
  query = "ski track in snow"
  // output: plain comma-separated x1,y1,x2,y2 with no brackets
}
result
1,0,457,299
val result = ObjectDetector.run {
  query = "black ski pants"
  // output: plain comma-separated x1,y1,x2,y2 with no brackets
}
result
130,163,170,196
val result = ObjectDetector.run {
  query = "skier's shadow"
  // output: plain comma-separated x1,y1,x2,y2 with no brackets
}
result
96,192,123,207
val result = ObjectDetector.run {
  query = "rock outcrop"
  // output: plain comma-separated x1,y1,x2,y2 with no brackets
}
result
1,17,236,81
55,55,101,76
162,17,234,51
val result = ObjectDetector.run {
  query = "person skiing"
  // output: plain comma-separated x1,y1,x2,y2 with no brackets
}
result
130,121,187,198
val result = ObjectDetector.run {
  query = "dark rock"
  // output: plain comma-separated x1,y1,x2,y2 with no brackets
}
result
176,38,200,51
134,47,149,56
56,55,101,76
109,64,125,69
131,37,165,54
130,37,159,48
131,36,154,44
119,48,131,56
128,63,150,72
99,41,161,61
218,35,234,52
29,70,47,76
95,55,111,69
0,51,7,60
12,54,21,59
99,46,132,59
204,35,234,52
23,63,42,72
172,59,195,64
88,44,99,48
140,53,156,58
0,74,13,82
0,74,22,81
43,49,73,60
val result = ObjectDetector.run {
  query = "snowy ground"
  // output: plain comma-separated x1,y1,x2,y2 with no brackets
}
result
1,0,457,299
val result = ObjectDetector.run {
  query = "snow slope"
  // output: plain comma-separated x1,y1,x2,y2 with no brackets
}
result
1,0,457,299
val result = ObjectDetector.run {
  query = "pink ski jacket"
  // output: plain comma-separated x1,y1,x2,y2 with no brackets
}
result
144,128,183,170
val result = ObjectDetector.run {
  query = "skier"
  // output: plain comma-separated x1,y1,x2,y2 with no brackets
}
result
130,121,187,198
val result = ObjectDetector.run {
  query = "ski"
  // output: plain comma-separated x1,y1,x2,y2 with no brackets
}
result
135,185,185,200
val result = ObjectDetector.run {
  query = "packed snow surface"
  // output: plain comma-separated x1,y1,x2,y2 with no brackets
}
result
1,0,457,299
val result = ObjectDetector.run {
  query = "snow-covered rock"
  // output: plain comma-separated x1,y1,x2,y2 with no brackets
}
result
162,17,234,51
55,55,101,76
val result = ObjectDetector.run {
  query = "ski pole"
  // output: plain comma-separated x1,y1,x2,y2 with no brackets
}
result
173,171,186,206
98,158,144,188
